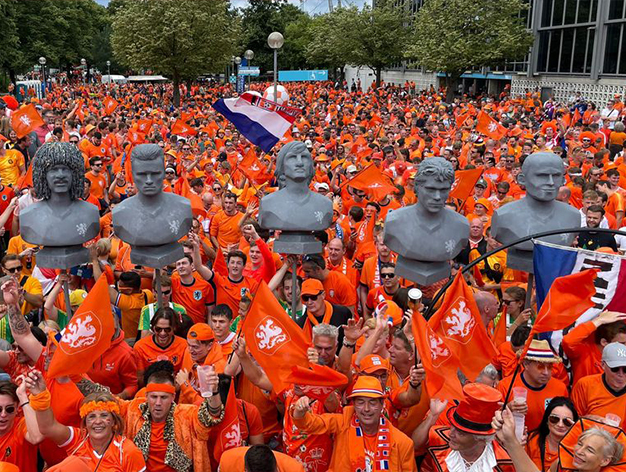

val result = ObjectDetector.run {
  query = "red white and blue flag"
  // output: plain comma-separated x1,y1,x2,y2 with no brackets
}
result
533,240,626,350
212,93,302,153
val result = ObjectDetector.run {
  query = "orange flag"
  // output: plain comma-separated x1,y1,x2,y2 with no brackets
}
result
241,282,310,394
174,177,206,217
412,310,464,401
287,364,348,402
572,108,582,125
11,104,44,138
492,305,507,348
343,164,397,201
212,248,228,277
103,96,118,115
456,111,471,128
128,130,146,145
135,119,153,133
429,271,497,380
475,110,507,141
48,275,115,379
213,378,242,462
17,163,33,189
171,119,197,136
450,168,483,202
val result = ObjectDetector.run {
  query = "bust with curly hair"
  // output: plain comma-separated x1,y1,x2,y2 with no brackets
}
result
20,142,99,268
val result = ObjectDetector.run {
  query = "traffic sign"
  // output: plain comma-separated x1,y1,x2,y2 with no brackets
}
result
238,66,260,77
229,75,236,84
278,70,328,82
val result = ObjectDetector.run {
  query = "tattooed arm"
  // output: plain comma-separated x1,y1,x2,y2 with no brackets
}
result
3,278,43,364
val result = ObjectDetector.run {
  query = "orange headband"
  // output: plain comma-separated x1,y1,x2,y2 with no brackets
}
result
79,400,120,419
146,383,176,395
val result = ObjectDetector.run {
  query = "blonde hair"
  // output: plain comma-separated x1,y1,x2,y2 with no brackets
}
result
38,319,60,333
579,428,624,465
96,238,112,257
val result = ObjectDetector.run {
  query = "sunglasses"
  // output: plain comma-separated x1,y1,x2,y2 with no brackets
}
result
161,289,172,296
92,163,103,167
548,415,574,428
380,273,396,279
182,147,191,151
5,266,22,273
70,140,79,144
154,326,172,334
0,405,16,415
302,293,321,302
609,366,626,374
501,299,515,305
213,187,222,191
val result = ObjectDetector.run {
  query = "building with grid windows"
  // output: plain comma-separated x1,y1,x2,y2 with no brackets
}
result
345,0,626,105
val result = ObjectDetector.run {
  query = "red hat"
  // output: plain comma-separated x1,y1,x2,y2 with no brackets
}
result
359,354,390,374
187,323,214,342
301,278,324,296
447,383,502,435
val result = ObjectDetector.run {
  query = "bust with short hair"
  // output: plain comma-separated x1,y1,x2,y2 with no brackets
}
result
112,144,193,267
259,141,332,254
491,152,580,272
20,142,99,268
384,157,469,284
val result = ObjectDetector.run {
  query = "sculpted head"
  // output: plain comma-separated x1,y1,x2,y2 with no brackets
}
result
414,157,455,214
32,142,85,200
518,152,565,202
131,144,165,196
275,140,314,184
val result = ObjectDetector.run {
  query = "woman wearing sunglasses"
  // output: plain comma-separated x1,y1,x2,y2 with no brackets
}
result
526,397,578,471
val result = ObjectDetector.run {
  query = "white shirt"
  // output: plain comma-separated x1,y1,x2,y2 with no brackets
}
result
580,208,609,229
445,442,497,472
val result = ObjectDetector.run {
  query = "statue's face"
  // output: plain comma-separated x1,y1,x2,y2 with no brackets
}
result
283,147,312,183
415,177,451,214
46,164,72,195
520,158,564,202
132,158,164,196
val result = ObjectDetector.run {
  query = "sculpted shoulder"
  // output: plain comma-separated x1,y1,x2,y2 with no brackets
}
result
259,190,332,231
21,200,100,245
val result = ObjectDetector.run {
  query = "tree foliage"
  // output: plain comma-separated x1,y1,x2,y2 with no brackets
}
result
111,0,238,106
307,2,409,86
0,0,108,84
408,0,533,95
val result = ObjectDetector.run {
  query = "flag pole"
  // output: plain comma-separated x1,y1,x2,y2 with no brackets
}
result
291,258,298,322
62,269,73,320
155,268,163,309
525,273,534,310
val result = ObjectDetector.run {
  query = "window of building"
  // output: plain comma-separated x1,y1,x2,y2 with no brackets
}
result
537,26,594,74
609,0,626,20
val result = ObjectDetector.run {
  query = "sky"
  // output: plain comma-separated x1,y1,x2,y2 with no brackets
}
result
95,0,370,15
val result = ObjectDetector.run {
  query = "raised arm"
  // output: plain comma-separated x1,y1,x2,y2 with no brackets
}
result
43,274,67,322
189,232,213,282
412,398,448,452
233,337,273,391
4,278,43,363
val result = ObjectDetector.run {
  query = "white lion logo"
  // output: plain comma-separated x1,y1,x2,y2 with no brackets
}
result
428,332,449,360
256,319,287,352
223,422,241,449
444,300,476,340
19,115,32,126
62,315,97,349
487,122,498,133
451,177,460,191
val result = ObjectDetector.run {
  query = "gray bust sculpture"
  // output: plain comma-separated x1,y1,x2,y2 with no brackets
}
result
112,144,192,267
259,140,332,254
491,152,580,272
384,157,469,284
20,142,100,268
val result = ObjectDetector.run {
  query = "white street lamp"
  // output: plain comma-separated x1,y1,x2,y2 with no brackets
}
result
267,32,284,102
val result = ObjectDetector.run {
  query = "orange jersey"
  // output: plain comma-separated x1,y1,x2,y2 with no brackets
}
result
497,372,568,432
146,422,175,472
86,171,107,200
209,210,244,249
572,373,626,430
209,272,259,320
0,417,38,472
115,290,154,340
321,270,356,309
327,256,359,288
561,321,602,387
219,446,304,472
170,274,215,324
525,432,558,472
133,335,187,373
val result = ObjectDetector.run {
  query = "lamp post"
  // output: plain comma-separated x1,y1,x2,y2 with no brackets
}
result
234,56,242,93
244,49,254,90
267,32,284,102
38,57,46,95
81,58,87,84
106,60,111,89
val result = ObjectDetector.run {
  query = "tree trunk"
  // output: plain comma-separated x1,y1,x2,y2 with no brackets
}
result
173,70,181,108
445,73,460,103
375,66,382,90
8,69,16,88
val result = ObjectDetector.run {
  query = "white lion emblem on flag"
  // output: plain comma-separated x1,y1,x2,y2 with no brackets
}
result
19,115,32,127
488,122,498,132
222,422,241,449
61,314,97,352
255,318,289,354
443,300,476,343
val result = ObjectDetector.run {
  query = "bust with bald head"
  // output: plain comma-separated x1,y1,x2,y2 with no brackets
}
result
491,152,580,272
384,157,469,284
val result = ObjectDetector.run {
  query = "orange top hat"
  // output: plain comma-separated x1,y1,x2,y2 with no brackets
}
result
447,383,503,435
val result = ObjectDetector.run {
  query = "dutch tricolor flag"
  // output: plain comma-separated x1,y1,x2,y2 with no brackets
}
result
212,93,302,153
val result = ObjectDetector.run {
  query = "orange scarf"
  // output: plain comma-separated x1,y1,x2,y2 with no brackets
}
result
349,414,392,471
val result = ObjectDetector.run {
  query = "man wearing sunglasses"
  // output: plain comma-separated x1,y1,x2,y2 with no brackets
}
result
572,342,626,429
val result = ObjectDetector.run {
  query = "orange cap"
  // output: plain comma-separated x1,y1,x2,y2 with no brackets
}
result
384,300,403,327
301,278,324,296
358,354,390,374
315,153,330,163
84,124,96,135
187,323,214,341
347,375,384,399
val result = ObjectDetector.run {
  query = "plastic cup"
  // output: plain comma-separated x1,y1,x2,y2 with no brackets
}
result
606,414,622,427
512,387,527,405
407,288,423,312
197,365,215,398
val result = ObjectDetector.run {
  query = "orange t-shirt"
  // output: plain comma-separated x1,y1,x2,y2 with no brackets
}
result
209,210,244,249
605,192,625,218
497,372,568,432
572,373,626,430
322,270,356,309
0,417,38,472
115,290,154,340
526,432,558,472
86,171,107,200
133,335,187,373
170,274,215,324
146,422,175,472
327,257,359,288
209,272,259,319
59,428,146,472
219,446,304,472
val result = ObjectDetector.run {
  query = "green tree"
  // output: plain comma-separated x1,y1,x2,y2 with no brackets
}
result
111,0,238,107
307,2,409,87
408,0,533,100
239,0,312,75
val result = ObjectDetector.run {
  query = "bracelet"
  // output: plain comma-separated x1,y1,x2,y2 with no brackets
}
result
20,401,29,408
343,340,356,349
409,381,421,389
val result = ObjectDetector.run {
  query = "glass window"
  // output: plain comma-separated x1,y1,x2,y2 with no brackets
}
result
537,31,550,72
585,29,594,73
552,0,565,25
564,0,578,24
621,25,626,74
548,29,562,72
609,0,625,19
542,0,553,27
560,28,575,71
572,27,587,73
604,24,622,74
590,0,597,21
578,0,593,22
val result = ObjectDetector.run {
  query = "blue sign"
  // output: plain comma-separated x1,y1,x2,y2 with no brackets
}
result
278,70,328,82
238,66,260,77
229,75,236,84
236,75,245,94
